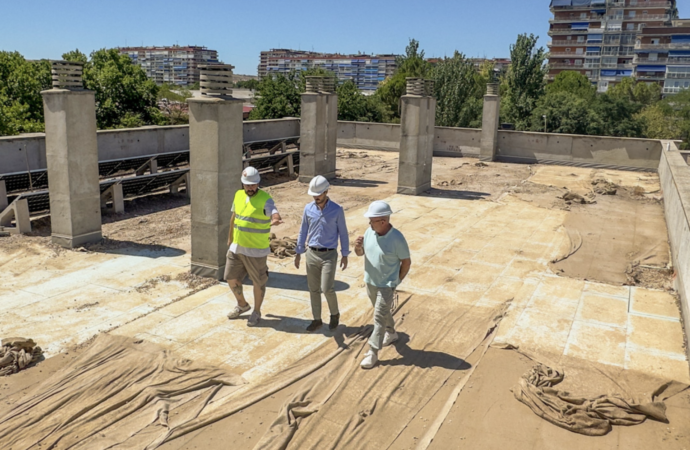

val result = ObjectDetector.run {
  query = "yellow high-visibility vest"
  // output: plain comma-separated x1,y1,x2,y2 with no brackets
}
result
233,189,271,249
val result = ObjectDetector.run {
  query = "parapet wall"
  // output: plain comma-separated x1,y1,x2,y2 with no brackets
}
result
0,118,301,174
335,121,663,171
658,144,690,363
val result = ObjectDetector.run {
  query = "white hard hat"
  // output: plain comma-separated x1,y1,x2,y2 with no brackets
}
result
241,166,261,184
364,201,393,218
308,175,330,196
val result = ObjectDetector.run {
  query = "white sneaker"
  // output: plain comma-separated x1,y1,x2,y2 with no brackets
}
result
383,331,399,347
360,349,378,369
247,310,261,326
227,304,251,319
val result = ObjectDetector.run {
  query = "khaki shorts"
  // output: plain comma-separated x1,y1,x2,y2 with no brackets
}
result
224,251,269,286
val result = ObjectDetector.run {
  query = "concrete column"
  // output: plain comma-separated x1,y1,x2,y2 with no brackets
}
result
397,78,436,196
189,64,242,279
42,62,102,248
479,83,500,162
299,77,337,182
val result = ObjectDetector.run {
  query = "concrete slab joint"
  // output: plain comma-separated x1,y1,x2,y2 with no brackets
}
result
300,76,338,183
397,79,436,196
188,92,244,280
41,87,102,248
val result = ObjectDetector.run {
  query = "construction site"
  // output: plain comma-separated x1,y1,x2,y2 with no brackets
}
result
0,64,689,449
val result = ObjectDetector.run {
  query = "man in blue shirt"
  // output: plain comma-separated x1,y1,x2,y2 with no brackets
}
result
295,175,350,332
355,200,411,369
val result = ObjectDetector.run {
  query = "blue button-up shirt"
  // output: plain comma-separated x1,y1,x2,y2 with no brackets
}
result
296,199,350,256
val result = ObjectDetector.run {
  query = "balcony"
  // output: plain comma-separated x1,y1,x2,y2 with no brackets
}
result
549,52,586,57
636,42,690,50
602,63,635,69
549,63,586,70
634,56,669,63
550,16,605,24
549,40,588,46
549,29,589,35
662,85,690,94
606,14,670,21
666,72,690,79
637,74,666,80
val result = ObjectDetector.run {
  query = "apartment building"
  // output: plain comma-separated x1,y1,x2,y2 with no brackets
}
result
119,46,220,86
548,0,677,92
635,19,690,94
258,49,397,91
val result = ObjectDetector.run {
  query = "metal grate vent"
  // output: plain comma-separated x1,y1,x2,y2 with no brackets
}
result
200,64,234,100
51,61,84,89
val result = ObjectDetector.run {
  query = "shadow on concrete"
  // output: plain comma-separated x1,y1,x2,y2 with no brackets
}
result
333,179,389,188
243,272,350,292
379,332,472,370
101,192,190,225
421,189,490,201
84,238,186,258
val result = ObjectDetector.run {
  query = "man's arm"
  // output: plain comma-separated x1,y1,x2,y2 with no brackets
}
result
266,197,283,226
354,235,365,257
399,258,412,283
227,212,236,246
294,207,309,269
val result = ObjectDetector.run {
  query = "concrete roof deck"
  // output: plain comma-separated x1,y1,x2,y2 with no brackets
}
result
0,155,687,386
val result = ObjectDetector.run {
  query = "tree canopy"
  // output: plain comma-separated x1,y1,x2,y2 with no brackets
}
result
0,51,51,135
503,34,548,130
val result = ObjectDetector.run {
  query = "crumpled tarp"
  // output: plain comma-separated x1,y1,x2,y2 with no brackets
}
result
0,334,244,450
270,234,297,258
513,363,688,436
0,337,43,376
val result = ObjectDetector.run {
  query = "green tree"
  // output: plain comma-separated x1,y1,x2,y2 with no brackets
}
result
433,51,484,128
235,79,260,90
63,48,162,129
248,72,301,120
546,71,595,100
336,80,385,122
637,103,683,141
530,91,595,134
589,94,645,137
0,51,51,135
375,39,433,123
503,34,547,129
608,77,661,106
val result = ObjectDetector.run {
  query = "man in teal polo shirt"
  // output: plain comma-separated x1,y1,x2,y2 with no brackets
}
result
354,200,412,369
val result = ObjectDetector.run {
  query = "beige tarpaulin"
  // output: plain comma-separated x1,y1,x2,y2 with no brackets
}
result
0,334,243,450
513,363,689,436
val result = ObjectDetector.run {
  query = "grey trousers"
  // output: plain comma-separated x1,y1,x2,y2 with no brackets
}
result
305,249,339,320
366,284,396,351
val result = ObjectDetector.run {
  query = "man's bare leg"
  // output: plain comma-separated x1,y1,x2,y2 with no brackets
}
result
253,283,266,313
228,279,250,308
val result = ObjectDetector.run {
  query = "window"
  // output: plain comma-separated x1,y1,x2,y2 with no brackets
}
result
566,48,572,52
649,53,658,61
639,23,647,30
578,36,585,42
651,38,660,45
575,60,583,66
581,13,587,19
567,36,572,40
627,23,635,30
630,0,638,4
629,11,636,18
642,10,648,16
576,48,584,54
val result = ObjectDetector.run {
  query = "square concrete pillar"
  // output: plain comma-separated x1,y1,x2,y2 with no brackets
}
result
0,180,7,212
397,93,435,196
299,81,338,183
42,89,102,248
188,97,244,280
480,83,501,162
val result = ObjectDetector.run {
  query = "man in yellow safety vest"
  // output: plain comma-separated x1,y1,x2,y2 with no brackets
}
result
226,166,283,326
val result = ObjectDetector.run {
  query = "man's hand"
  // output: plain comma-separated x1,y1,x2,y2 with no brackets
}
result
294,254,301,269
340,256,348,271
354,236,364,257
271,213,283,226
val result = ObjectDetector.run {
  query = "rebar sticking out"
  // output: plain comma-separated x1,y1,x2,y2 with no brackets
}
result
200,64,234,100
51,61,84,90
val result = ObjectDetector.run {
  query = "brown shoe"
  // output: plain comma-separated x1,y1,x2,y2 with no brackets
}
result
306,320,323,332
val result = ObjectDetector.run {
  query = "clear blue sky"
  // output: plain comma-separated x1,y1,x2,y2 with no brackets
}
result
3,0,685,75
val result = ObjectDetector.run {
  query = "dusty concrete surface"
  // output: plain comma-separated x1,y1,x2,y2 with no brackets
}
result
0,149,687,448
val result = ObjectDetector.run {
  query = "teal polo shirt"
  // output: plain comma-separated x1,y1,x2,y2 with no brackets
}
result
363,226,411,288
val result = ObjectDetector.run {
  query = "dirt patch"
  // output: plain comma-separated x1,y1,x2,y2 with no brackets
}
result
135,275,172,293
73,302,100,312
626,262,675,291
173,272,217,291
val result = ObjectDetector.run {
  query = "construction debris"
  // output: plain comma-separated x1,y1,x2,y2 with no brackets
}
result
591,178,618,195
270,233,297,258
560,191,596,204
513,363,681,436
0,337,43,376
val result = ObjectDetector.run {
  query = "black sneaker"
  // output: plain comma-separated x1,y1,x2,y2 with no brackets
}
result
306,320,323,332
329,313,340,330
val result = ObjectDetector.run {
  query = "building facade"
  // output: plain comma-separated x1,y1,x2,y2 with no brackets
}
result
635,19,690,94
258,49,397,91
548,0,678,92
119,46,220,86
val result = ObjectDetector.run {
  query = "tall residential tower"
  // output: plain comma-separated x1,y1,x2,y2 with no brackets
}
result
119,46,220,86
548,0,677,92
